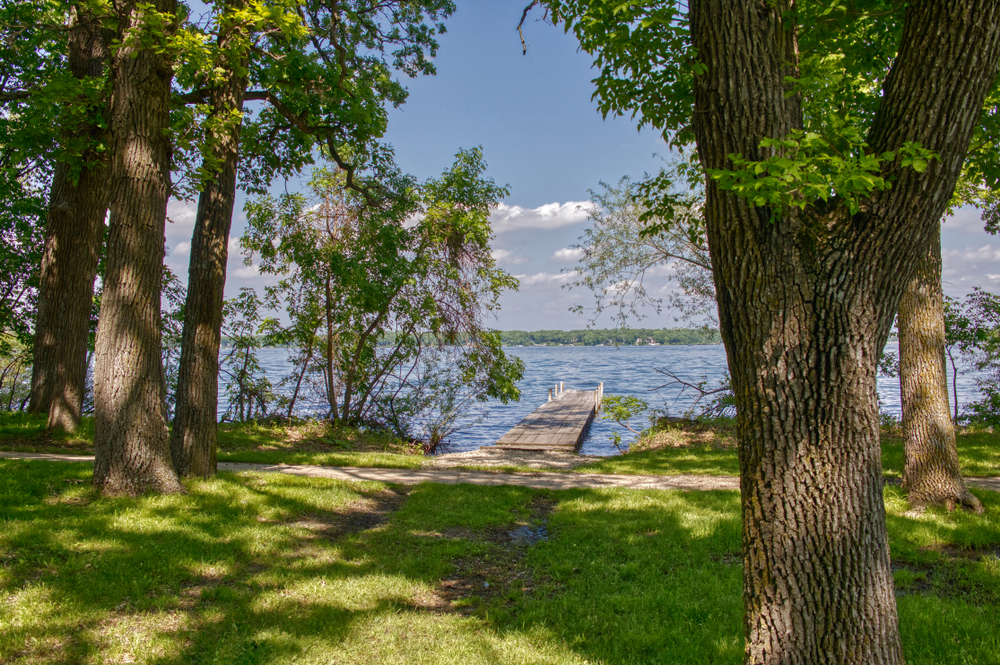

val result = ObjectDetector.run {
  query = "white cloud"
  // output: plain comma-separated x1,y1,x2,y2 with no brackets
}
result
942,244,1000,264
550,247,584,262
514,271,578,287
491,248,529,265
232,264,260,278
491,201,595,233
165,199,197,231
941,242,1000,297
944,206,987,234
173,241,191,256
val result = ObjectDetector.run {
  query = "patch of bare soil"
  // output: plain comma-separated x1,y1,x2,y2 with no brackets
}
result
290,487,411,543
631,423,736,452
0,434,94,456
892,548,1000,603
921,542,1000,563
432,494,556,616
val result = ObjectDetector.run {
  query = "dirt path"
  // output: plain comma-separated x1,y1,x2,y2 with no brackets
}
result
3,451,999,493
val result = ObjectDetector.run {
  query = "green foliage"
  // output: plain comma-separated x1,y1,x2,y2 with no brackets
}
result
220,288,276,423
240,148,523,439
534,0,998,221
943,289,1000,428
181,0,457,199
565,174,716,329
159,265,186,420
601,395,649,434
0,165,45,352
602,394,649,452
0,1,66,352
709,131,937,216
540,0,696,148
0,335,31,411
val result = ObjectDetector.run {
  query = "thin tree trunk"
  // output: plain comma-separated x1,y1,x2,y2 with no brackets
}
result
28,5,110,432
948,350,959,422
898,230,981,511
325,271,339,419
93,0,183,496
689,1,1000,662
170,4,249,477
286,339,315,420
237,345,252,422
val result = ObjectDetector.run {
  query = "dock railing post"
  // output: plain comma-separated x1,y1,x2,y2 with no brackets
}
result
548,388,553,402
560,381,564,394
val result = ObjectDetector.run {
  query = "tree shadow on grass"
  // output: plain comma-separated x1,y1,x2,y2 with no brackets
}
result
484,488,746,665
1,459,749,664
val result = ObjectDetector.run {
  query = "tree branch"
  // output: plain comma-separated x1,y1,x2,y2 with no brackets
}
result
516,1,539,55
0,89,33,103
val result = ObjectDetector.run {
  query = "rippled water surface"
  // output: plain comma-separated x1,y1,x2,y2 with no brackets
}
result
233,341,982,456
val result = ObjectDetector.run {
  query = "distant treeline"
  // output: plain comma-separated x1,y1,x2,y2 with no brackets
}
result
497,328,721,346
222,327,721,349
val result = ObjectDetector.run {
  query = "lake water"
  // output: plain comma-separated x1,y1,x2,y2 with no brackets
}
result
236,342,983,456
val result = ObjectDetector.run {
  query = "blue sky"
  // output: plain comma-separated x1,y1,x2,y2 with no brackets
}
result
165,0,1000,331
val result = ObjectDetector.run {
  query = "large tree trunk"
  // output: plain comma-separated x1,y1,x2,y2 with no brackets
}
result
170,8,248,477
689,1,1000,663
898,229,982,512
93,0,183,495
28,5,110,431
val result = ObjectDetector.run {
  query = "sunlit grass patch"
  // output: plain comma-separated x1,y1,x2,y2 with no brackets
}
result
3,459,1000,664
881,429,1000,478
575,418,739,476
497,488,745,664
217,420,417,455
580,423,1000,479
0,414,427,469
0,412,95,453
216,449,424,469
216,421,428,468
575,443,740,476
885,486,1000,664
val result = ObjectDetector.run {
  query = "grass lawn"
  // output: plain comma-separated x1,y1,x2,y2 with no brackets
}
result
0,413,424,469
2,460,1000,664
2,411,999,479
577,422,1000,478
880,429,1000,477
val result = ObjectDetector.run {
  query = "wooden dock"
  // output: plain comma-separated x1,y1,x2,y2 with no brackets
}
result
489,382,604,452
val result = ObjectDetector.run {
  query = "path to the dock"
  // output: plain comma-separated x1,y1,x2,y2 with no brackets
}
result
4,452,1000,493
490,383,602,452
0,451,734,490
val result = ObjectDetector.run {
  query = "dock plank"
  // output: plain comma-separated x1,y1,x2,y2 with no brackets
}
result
489,388,601,452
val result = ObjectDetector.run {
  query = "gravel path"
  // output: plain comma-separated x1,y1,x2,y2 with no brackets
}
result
427,448,603,470
3,451,999,493
0,450,736,490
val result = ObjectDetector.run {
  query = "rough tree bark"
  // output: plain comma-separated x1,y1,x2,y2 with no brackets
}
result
688,1,1000,663
898,229,982,512
28,5,110,431
92,0,183,495
170,4,249,477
